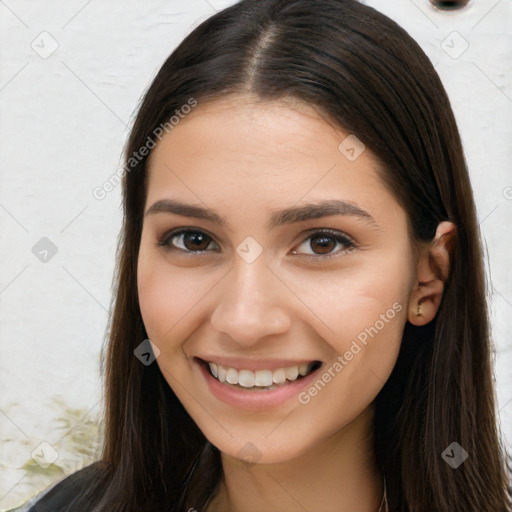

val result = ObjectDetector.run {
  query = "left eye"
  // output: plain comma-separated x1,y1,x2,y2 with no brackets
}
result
293,230,356,258
157,229,356,258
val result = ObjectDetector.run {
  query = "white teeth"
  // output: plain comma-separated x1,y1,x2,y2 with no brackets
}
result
207,361,318,389
284,366,299,381
298,363,310,376
238,369,255,388
217,365,227,383
226,368,238,384
272,368,286,384
254,369,273,386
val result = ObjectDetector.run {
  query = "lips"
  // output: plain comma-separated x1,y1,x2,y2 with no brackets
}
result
195,357,324,409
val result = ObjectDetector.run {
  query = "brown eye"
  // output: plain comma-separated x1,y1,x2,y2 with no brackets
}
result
157,229,219,253
293,230,356,258
182,232,211,251
310,234,337,254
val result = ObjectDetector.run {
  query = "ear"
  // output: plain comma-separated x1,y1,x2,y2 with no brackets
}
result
407,221,457,326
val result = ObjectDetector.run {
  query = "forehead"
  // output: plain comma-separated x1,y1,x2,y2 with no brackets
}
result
145,94,401,228
149,94,351,166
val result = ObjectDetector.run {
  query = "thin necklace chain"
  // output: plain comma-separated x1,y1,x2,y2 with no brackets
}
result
377,474,388,512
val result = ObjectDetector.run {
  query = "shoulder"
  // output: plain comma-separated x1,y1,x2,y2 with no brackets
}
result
7,462,108,512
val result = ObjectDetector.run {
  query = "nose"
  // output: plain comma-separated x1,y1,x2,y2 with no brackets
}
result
210,254,292,348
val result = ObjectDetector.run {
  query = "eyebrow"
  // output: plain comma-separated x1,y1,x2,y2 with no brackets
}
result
144,198,379,230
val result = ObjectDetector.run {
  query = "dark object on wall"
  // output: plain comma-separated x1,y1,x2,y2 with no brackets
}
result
430,0,470,10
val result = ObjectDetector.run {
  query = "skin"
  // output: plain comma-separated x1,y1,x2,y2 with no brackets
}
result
137,94,455,512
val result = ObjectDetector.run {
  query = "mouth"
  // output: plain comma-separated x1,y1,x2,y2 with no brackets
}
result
196,357,323,392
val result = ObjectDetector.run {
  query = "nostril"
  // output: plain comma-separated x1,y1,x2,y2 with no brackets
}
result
430,0,470,11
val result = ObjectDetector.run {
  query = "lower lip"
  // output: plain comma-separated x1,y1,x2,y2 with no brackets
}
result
196,359,323,410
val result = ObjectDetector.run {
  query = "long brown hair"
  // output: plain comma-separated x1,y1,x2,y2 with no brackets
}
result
79,0,512,510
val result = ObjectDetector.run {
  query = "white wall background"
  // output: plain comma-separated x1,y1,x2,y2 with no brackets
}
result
0,0,510,509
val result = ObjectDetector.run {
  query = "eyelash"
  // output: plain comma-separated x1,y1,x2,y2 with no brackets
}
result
156,228,357,260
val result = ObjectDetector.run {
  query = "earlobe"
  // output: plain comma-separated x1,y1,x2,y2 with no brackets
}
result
408,221,457,326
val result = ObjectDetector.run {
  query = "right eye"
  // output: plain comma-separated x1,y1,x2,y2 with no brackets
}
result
156,228,220,254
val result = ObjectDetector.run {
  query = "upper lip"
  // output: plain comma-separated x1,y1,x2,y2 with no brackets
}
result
195,356,321,371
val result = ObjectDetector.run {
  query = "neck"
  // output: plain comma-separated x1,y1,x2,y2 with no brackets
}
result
207,405,383,512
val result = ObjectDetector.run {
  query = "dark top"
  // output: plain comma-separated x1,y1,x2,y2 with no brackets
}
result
8,463,102,512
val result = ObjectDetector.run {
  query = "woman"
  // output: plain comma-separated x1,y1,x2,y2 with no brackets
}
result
13,0,511,510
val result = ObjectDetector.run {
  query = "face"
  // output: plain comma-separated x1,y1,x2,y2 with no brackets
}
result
137,94,418,464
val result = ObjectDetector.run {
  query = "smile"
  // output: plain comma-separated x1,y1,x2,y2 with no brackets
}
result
207,360,320,390
194,357,324,408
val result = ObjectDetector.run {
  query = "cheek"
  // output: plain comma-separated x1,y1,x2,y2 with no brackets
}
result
137,247,186,345
336,274,407,348
289,274,408,438
289,253,412,381
137,246,217,355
